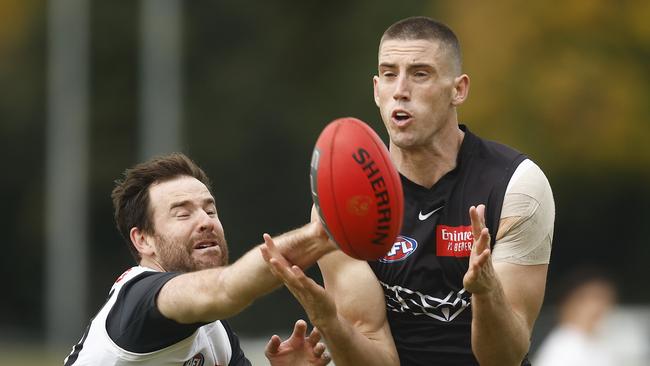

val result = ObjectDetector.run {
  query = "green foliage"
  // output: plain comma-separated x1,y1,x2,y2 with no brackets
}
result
440,0,650,175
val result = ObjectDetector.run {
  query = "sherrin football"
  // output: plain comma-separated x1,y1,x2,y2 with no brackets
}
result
310,117,404,260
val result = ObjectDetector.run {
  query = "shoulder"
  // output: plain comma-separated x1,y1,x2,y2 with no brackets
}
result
112,269,181,314
505,159,554,207
107,269,200,353
463,128,528,194
466,127,525,165
494,159,555,265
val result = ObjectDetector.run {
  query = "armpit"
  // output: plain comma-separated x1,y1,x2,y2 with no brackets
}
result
492,160,555,265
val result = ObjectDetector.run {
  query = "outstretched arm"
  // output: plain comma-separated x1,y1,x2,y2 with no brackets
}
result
261,236,399,366
464,205,548,366
157,221,335,324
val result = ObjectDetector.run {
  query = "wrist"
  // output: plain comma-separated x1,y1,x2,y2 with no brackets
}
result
470,279,503,305
306,221,337,255
275,223,335,268
311,311,342,334
307,220,328,241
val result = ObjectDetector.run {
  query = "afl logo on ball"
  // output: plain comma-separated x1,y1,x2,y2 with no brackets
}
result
347,195,372,216
379,235,418,263
183,353,204,366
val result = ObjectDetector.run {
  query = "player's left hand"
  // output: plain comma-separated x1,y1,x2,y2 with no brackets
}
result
463,204,498,295
265,319,331,366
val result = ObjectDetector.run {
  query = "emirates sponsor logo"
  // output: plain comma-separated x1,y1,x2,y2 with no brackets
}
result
436,225,473,257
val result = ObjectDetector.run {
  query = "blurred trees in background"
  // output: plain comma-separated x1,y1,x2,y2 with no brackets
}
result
1,0,47,337
444,0,650,170
1,0,648,342
439,0,650,308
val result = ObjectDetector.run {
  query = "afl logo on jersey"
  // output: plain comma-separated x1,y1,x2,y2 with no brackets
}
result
379,235,418,263
184,353,205,366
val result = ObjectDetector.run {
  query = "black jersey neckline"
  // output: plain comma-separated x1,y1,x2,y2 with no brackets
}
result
399,124,477,200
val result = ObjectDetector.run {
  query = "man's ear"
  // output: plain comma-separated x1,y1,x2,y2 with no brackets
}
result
373,75,380,107
130,227,155,257
451,74,470,106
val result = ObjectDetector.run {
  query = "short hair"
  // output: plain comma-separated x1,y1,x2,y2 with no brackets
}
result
111,153,212,262
381,16,462,74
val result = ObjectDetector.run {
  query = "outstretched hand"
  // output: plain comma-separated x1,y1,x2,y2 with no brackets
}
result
265,319,331,366
463,205,498,295
260,234,338,329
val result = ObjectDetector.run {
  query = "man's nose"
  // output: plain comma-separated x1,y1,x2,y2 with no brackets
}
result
393,75,410,101
198,211,215,232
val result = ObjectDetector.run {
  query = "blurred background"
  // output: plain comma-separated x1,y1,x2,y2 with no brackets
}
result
1,0,649,364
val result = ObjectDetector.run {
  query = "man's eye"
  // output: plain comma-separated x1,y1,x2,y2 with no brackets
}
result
382,71,396,78
206,210,216,216
176,213,190,218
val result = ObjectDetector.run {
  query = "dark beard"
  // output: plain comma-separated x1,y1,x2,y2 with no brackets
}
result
154,233,229,272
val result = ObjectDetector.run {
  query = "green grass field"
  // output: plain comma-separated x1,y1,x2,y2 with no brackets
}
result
0,344,63,365
0,338,271,365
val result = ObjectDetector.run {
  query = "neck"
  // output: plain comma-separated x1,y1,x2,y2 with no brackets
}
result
139,257,165,272
390,124,464,188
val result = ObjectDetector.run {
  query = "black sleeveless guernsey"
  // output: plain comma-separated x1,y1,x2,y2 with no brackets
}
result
369,125,531,366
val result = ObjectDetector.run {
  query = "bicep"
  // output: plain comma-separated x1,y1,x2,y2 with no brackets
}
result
158,268,231,324
318,251,390,338
493,262,548,334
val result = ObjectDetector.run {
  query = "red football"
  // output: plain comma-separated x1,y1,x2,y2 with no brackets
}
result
310,117,404,260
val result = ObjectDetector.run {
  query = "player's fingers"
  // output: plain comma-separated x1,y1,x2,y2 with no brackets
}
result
259,245,271,263
469,242,489,269
262,233,273,246
292,265,321,289
282,268,323,309
307,325,321,346
263,233,280,253
264,335,281,356
475,227,490,252
291,264,304,275
320,351,332,365
262,234,282,266
475,248,491,267
470,205,488,235
291,319,308,339
271,261,309,301
264,233,297,268
476,204,486,224
290,265,311,286
268,258,295,283
469,206,482,238
313,342,326,357
266,257,285,280
291,266,323,295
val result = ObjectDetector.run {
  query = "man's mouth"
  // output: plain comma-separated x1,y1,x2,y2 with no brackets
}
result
194,240,218,250
391,110,413,126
